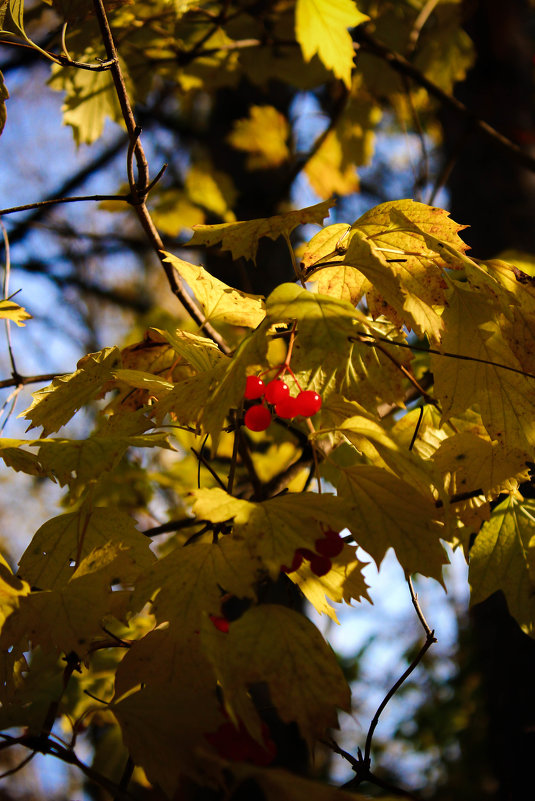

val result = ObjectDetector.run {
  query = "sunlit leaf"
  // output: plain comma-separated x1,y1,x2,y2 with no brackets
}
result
21,347,122,436
295,0,369,87
163,252,266,328
0,298,30,325
227,105,290,169
187,200,334,264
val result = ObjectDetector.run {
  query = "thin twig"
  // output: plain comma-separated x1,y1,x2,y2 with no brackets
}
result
356,28,535,174
91,0,231,355
0,194,131,216
0,372,64,389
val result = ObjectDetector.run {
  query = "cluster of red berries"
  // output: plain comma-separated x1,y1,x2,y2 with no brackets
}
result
243,375,322,432
281,528,344,577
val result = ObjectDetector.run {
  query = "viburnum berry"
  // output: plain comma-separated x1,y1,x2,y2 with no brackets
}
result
205,720,276,765
295,390,322,417
244,404,272,432
309,553,332,577
315,529,344,557
244,375,265,400
264,379,290,405
281,550,304,574
209,614,230,633
275,395,300,419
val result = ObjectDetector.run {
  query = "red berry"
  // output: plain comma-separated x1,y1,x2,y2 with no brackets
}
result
275,395,300,419
209,614,230,633
295,390,322,417
264,379,290,405
296,547,317,562
309,554,332,577
244,375,265,400
244,405,272,432
281,551,304,573
315,536,344,557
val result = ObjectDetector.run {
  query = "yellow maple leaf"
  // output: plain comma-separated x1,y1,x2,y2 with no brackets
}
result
469,496,535,637
206,605,351,745
163,252,266,328
21,347,122,436
187,200,334,264
18,506,155,590
0,554,30,632
227,105,290,169
295,0,369,87
0,299,31,326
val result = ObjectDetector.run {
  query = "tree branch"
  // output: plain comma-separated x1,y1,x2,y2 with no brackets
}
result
91,0,231,356
356,27,535,174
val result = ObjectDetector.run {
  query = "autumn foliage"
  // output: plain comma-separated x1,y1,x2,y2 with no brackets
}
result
0,0,534,799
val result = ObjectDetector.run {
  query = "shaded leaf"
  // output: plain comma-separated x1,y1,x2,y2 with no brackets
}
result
469,497,535,637
206,605,351,744
18,506,155,590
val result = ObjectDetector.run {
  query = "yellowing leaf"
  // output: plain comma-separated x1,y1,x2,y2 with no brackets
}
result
133,540,260,635
327,464,447,579
291,545,370,623
224,763,370,801
149,187,205,235
469,497,535,636
0,298,31,325
185,160,237,221
163,252,266,328
187,200,334,264
190,487,349,578
207,605,351,744
227,105,290,169
295,0,369,87
432,280,535,455
18,507,155,590
112,680,224,797
0,553,30,632
1,543,134,656
21,347,122,436
432,432,528,499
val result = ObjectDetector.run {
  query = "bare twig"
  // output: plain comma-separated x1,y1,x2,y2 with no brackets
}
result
91,0,231,355
356,28,535,174
0,194,131,216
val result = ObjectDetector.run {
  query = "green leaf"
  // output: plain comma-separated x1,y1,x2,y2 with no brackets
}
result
187,200,334,264
163,252,266,328
469,496,535,636
21,347,122,436
295,0,369,87
18,506,155,590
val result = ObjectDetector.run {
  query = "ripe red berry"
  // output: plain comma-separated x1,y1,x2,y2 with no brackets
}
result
275,395,300,419
295,390,322,417
309,554,332,577
209,614,230,633
281,551,304,573
264,379,290,405
244,375,265,400
244,405,272,432
296,547,317,562
315,536,344,558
